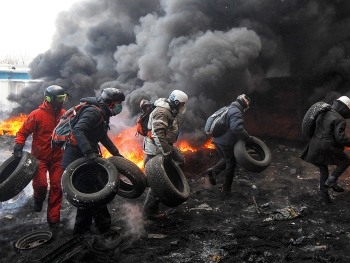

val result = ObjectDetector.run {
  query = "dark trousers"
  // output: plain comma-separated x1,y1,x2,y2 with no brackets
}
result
213,143,236,192
317,154,350,193
74,206,111,233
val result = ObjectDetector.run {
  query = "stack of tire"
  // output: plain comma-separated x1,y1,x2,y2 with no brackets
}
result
62,156,147,208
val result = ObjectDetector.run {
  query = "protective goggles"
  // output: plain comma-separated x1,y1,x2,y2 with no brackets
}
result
55,94,67,102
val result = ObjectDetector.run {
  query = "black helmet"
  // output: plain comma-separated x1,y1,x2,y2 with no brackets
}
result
140,99,152,111
100,88,125,104
44,85,66,103
236,94,251,110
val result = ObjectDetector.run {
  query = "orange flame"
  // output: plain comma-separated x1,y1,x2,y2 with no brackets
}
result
203,139,215,149
0,114,216,169
101,126,145,169
0,114,27,136
102,127,215,169
176,140,197,153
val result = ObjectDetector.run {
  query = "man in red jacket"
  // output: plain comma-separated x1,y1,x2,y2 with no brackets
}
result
13,85,67,226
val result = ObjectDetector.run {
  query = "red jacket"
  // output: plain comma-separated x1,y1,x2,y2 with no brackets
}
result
15,101,66,161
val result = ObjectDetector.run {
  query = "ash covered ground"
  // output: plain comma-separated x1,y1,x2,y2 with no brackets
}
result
1,136,350,263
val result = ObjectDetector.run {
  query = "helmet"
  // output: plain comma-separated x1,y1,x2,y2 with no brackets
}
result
140,99,152,111
44,85,66,103
236,94,251,110
169,90,188,104
337,96,350,110
100,88,125,104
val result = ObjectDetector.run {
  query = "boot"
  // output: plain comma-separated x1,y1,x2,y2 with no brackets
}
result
34,200,43,212
207,168,217,185
320,190,331,204
325,176,344,192
143,190,165,220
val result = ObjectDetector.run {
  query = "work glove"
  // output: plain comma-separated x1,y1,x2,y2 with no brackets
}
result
164,153,173,165
13,143,24,159
86,152,99,164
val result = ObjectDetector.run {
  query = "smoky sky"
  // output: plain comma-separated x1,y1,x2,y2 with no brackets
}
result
8,0,350,144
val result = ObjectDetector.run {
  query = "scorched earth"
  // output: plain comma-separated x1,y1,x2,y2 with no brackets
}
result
1,136,350,263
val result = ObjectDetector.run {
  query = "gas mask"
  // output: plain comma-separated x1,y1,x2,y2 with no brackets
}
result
111,104,123,115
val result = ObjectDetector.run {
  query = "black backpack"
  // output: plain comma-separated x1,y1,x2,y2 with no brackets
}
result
204,106,230,137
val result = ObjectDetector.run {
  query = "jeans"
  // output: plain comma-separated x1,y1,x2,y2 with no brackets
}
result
212,143,236,192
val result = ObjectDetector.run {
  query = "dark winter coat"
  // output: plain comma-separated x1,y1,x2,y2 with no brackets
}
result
212,101,250,147
301,100,350,165
61,97,120,168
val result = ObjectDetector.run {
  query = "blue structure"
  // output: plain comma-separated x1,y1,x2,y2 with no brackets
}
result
0,65,42,113
0,66,30,80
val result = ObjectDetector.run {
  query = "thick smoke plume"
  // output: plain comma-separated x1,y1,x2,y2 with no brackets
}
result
8,0,350,144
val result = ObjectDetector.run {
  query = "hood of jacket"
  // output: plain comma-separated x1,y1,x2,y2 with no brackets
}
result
230,101,244,112
39,100,61,114
154,98,171,110
80,97,111,117
332,100,350,119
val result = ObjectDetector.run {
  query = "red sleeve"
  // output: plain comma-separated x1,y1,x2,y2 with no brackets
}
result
15,112,37,145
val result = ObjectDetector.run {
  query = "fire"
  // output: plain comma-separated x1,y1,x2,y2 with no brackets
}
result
0,114,27,136
0,114,216,170
102,127,215,170
203,139,215,149
176,140,197,153
101,126,145,169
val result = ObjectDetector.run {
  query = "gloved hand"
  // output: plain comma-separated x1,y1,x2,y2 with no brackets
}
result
164,153,172,164
13,143,24,159
247,136,254,144
86,152,99,164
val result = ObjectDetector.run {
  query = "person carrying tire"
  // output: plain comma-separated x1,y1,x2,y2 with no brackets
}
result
61,87,125,235
13,85,67,226
206,94,253,200
301,96,350,204
142,90,188,220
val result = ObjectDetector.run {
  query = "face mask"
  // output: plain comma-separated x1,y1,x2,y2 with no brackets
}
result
112,104,123,115
179,103,186,114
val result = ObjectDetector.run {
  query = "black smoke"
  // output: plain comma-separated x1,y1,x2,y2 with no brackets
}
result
8,0,350,144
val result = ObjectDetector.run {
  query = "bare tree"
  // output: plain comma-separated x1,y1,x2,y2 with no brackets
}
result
0,52,33,66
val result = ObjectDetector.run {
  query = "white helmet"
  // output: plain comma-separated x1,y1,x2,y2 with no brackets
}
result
337,96,350,109
169,90,188,114
169,90,188,104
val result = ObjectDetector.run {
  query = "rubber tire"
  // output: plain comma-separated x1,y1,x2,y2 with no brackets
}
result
172,146,185,169
0,151,38,202
62,157,119,209
302,102,331,138
107,156,147,199
145,154,190,207
234,136,272,173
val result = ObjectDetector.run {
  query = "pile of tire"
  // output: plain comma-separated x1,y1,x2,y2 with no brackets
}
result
62,156,148,208
234,136,272,173
0,151,38,202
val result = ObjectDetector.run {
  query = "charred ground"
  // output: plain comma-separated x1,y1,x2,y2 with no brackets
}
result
1,137,350,263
